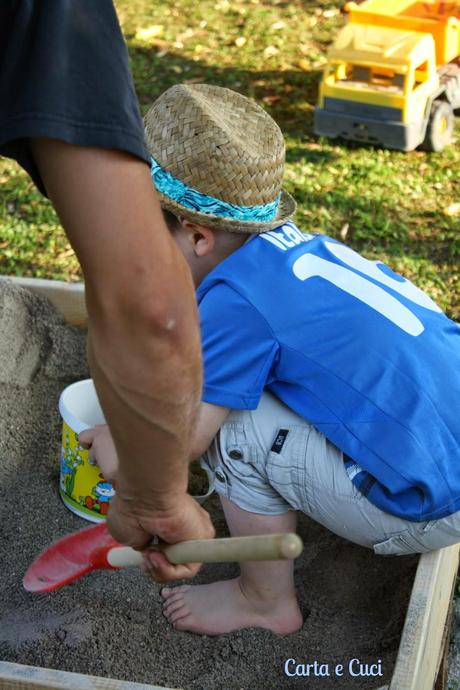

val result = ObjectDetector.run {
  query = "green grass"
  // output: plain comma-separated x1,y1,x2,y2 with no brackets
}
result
0,0,459,318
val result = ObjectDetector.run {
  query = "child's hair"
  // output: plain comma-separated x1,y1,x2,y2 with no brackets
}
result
162,209,181,234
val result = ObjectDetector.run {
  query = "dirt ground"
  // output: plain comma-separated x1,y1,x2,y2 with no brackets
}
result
0,280,419,690
448,597,460,690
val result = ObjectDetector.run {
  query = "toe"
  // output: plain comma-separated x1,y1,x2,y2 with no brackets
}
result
169,607,191,627
163,596,189,617
173,619,190,631
161,585,189,600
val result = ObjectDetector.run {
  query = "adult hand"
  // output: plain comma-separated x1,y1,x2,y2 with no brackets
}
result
79,424,215,581
107,492,215,582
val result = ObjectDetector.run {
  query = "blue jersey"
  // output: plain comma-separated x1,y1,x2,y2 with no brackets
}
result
196,222,460,522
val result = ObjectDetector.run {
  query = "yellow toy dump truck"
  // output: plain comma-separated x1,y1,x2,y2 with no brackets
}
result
314,0,460,151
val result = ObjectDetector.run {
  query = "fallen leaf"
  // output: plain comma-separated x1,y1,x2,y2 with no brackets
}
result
443,202,460,216
297,59,311,72
135,25,164,42
264,46,279,58
299,44,314,56
312,58,327,68
178,28,196,40
270,20,286,30
150,38,168,49
235,36,247,47
340,223,349,240
262,95,282,104
58,248,75,259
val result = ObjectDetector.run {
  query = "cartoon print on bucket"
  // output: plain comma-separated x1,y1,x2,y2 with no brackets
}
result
81,479,116,516
59,430,84,498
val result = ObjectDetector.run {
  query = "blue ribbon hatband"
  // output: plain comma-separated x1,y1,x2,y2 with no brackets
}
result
150,156,280,222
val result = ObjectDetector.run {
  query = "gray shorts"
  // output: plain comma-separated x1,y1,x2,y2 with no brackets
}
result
202,392,460,556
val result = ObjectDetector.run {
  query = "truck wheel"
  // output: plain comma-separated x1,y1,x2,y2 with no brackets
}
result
422,100,454,152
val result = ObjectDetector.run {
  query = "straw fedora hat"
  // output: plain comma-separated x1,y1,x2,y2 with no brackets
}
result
144,83,296,233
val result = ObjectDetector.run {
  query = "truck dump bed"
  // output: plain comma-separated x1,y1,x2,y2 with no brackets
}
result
346,0,460,64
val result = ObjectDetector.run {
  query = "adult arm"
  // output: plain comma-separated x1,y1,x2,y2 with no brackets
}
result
32,140,214,580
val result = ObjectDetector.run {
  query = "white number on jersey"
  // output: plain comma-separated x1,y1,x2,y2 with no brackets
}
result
293,242,441,336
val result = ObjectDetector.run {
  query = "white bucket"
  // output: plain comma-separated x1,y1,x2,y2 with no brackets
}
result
58,379,115,522
59,379,214,521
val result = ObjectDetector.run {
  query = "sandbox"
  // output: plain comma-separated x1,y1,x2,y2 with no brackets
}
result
0,278,457,690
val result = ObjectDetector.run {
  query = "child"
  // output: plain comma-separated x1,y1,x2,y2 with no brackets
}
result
81,83,460,637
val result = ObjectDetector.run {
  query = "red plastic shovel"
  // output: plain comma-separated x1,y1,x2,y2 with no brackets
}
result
23,522,303,593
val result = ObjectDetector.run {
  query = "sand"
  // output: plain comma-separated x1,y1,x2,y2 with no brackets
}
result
0,279,419,690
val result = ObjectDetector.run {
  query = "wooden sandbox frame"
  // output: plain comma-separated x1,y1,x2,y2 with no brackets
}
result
0,276,458,690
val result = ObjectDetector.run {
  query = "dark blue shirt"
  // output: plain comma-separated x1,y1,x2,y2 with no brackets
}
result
0,0,149,195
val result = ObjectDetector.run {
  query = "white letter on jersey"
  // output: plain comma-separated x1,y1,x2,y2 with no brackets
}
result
261,224,312,251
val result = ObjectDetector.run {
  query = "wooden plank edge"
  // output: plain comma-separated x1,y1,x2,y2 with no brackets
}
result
0,662,179,690
389,543,460,690
0,276,87,327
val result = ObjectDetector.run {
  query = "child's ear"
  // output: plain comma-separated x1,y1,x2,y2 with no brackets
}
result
181,220,215,257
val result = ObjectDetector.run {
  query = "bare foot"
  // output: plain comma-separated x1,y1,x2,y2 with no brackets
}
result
161,577,303,635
